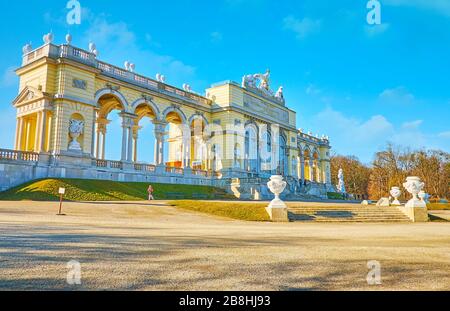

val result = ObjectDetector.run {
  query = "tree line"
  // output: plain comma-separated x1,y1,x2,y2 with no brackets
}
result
330,144,450,200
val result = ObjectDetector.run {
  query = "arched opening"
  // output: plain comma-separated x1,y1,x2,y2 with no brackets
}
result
190,116,207,170
291,155,298,178
278,135,288,176
313,151,320,183
163,110,186,168
20,113,37,152
211,144,222,172
260,131,272,173
244,125,258,172
304,149,312,181
134,103,157,163
95,93,126,160
234,143,243,169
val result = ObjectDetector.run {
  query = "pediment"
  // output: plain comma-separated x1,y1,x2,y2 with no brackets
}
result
12,86,50,107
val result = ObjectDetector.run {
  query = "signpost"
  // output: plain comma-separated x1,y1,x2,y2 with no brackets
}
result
57,187,66,216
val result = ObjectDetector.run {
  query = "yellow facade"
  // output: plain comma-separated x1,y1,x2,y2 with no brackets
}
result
12,42,332,184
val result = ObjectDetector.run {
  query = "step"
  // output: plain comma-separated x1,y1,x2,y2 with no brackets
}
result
287,207,411,222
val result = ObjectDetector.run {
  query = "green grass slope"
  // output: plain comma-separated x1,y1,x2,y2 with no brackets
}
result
0,179,225,202
169,200,270,221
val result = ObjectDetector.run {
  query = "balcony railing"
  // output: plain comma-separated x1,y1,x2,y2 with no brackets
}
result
0,149,39,162
93,159,123,170
165,166,184,175
298,132,329,144
134,163,156,172
192,169,208,177
22,44,211,106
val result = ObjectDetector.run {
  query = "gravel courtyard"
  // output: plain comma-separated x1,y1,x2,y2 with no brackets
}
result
0,201,449,291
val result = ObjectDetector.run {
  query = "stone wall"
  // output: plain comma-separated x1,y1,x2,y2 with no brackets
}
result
0,158,217,193
0,161,49,191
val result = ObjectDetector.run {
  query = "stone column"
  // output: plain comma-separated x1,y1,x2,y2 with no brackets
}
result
15,117,24,150
95,129,101,159
309,159,314,182
133,131,138,163
153,120,167,165
34,111,42,152
300,157,305,183
159,133,165,165
182,138,191,168
25,119,31,151
121,124,128,162
127,127,133,162
101,131,106,160
46,114,52,152
319,160,325,184
39,111,47,152
316,162,321,183
153,138,159,165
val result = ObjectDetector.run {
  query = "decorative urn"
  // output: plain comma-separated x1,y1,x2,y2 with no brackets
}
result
403,176,426,208
389,186,402,206
267,175,287,208
68,119,84,151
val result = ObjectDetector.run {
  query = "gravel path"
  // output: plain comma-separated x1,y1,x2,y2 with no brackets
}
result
0,200,449,291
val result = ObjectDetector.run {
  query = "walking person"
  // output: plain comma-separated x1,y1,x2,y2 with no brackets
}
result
147,184,154,201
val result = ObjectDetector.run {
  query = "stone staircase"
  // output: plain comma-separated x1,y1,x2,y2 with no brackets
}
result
288,205,412,223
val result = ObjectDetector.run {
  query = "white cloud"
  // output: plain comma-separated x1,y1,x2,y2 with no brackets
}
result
1,66,17,88
87,18,135,47
83,16,196,87
379,86,415,104
309,107,449,162
438,131,450,139
283,16,321,39
384,0,450,17
402,120,423,129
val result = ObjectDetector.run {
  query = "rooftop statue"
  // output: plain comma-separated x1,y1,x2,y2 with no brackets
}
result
254,69,271,92
241,69,285,101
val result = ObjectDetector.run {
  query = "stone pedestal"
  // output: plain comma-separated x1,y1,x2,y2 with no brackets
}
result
57,151,93,167
266,175,289,222
265,204,288,222
397,204,429,222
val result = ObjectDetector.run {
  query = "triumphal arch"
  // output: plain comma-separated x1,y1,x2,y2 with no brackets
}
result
0,36,334,199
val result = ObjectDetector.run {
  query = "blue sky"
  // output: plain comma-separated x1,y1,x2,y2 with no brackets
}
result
0,0,449,163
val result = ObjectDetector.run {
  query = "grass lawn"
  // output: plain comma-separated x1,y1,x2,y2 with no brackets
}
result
0,179,226,201
169,200,270,221
427,203,450,210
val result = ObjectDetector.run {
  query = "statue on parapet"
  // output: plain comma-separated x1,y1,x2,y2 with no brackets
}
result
242,69,271,94
275,86,284,100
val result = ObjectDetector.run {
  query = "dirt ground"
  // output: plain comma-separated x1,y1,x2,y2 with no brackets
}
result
0,200,449,291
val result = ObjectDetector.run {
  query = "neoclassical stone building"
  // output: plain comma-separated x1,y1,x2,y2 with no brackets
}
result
0,36,334,198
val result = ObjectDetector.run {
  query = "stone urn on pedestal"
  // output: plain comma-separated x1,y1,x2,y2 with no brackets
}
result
68,119,84,152
266,175,288,222
389,186,402,206
403,176,426,208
